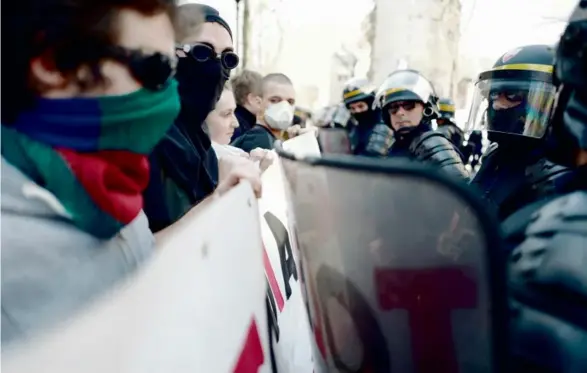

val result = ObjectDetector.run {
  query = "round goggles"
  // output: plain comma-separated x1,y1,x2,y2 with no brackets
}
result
177,43,240,70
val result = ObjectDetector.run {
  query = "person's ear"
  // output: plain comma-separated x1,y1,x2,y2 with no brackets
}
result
30,56,67,89
246,93,257,106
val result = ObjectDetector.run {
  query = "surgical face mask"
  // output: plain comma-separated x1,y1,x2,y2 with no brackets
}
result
264,101,295,130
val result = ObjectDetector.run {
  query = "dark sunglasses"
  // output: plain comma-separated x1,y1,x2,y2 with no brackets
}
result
104,45,177,90
177,43,240,70
389,101,417,115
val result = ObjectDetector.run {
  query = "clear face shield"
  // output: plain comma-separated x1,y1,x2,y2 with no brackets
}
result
466,75,556,138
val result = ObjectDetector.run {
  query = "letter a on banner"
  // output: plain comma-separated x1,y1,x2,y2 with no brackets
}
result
258,132,320,373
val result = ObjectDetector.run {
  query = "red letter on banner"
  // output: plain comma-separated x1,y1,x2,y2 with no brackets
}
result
375,267,477,373
263,246,285,312
233,319,265,373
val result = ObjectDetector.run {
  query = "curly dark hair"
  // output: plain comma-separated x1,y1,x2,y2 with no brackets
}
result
1,0,176,123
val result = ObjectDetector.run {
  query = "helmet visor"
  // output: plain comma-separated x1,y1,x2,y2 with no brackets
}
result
374,70,435,109
466,78,555,138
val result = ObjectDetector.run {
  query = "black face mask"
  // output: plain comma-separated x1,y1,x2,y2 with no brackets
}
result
175,56,230,132
353,109,380,127
486,101,528,135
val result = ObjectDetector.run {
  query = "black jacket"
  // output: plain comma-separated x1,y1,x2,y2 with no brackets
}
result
389,123,469,181
436,123,465,157
504,166,587,373
470,142,573,221
143,116,218,233
231,124,277,153
232,105,257,141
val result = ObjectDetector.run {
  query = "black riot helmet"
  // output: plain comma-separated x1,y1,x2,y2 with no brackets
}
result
546,3,587,167
342,77,380,126
374,69,439,130
466,45,556,144
342,77,375,107
437,97,456,125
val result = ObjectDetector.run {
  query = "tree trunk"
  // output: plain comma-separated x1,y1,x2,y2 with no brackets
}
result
242,0,250,69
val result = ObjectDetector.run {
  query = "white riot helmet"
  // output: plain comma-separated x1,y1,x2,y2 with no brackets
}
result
374,69,439,127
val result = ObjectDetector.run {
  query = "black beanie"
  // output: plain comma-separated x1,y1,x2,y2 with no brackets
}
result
193,4,233,40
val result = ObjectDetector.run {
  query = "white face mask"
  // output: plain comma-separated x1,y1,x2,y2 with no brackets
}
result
264,101,295,130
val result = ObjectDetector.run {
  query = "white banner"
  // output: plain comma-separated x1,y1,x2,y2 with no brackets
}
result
258,132,320,373
3,183,270,373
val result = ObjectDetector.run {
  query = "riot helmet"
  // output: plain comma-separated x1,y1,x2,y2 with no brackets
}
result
342,77,379,126
467,45,556,143
546,3,587,166
374,69,439,134
314,103,353,129
437,97,456,126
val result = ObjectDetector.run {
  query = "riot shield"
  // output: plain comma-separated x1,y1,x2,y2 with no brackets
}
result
317,128,352,154
276,150,506,373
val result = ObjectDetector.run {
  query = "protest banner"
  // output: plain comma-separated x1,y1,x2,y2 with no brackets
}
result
258,132,321,373
3,183,270,373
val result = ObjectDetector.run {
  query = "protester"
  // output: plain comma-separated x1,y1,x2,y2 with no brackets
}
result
205,85,274,171
1,0,181,345
143,3,259,233
230,69,264,140
232,73,296,152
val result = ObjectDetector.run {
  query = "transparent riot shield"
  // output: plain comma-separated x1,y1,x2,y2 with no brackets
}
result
317,128,352,154
277,150,507,373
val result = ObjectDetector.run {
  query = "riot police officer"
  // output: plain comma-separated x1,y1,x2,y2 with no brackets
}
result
466,44,573,220
375,69,469,179
436,97,466,156
342,77,394,157
506,5,587,371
